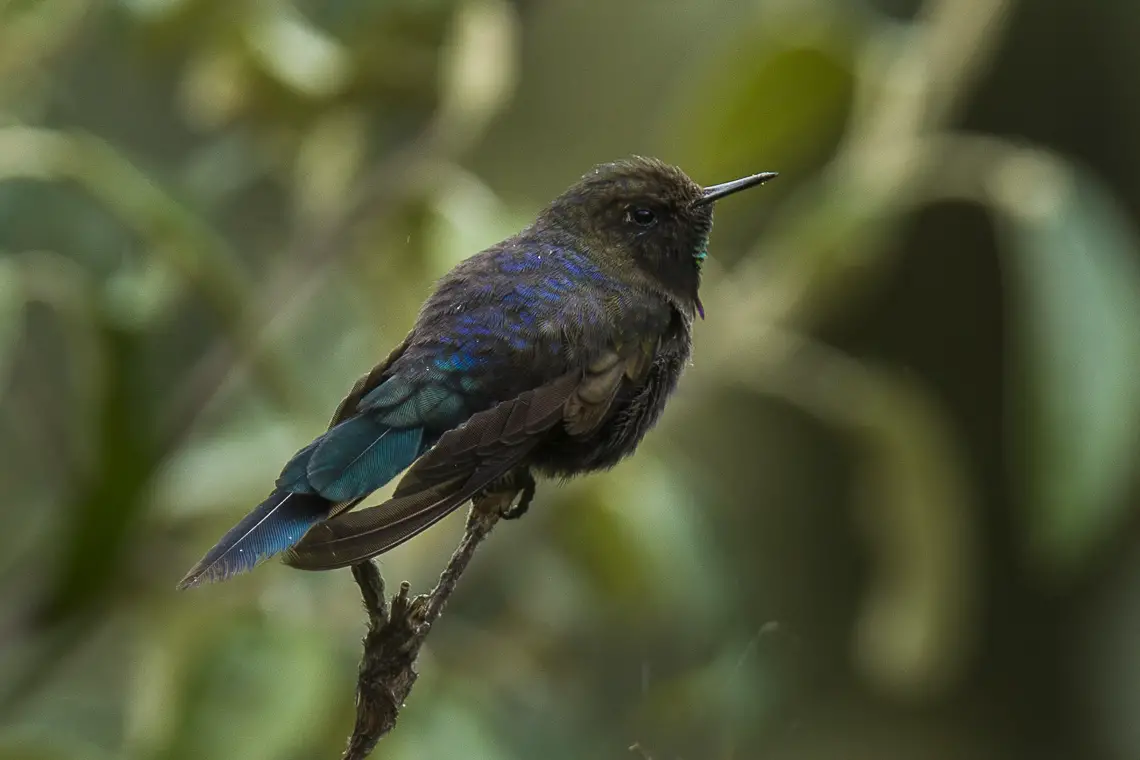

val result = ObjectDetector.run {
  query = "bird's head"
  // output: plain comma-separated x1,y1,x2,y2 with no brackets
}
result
538,156,777,316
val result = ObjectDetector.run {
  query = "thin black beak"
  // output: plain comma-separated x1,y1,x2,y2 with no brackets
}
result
694,171,779,206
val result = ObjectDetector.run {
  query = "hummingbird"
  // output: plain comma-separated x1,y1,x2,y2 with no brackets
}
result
178,157,776,588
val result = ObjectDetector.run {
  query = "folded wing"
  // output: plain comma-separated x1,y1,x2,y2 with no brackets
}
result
285,344,657,570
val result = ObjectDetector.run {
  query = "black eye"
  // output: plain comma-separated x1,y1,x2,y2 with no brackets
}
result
628,207,657,227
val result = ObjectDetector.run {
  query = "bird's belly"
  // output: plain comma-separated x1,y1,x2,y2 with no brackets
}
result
531,411,649,476
531,352,685,478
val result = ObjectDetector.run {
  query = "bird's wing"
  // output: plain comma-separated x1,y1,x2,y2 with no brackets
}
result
284,329,515,509
284,342,657,570
177,332,449,588
327,331,413,428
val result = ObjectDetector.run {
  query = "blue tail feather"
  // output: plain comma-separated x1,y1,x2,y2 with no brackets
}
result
307,416,424,502
179,376,464,588
276,439,319,494
177,489,329,589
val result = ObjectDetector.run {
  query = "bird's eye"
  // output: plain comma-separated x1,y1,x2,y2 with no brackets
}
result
627,207,657,227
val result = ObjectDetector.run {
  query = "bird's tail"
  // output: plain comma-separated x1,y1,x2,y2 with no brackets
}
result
177,489,331,589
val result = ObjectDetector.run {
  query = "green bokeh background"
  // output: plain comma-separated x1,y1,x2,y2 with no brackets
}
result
3,0,1140,757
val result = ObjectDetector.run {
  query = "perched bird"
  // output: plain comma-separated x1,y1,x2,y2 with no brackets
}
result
178,157,776,589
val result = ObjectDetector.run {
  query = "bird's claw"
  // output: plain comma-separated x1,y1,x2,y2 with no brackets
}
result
501,475,536,520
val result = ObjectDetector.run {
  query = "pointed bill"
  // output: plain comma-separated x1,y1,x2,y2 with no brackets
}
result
694,171,779,206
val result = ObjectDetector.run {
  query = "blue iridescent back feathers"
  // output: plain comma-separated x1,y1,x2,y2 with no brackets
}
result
178,157,776,587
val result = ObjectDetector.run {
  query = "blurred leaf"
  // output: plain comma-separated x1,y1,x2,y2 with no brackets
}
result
0,252,102,578
178,134,271,208
602,456,730,621
390,693,514,760
0,127,303,414
647,630,783,749
664,12,856,186
177,45,251,131
0,0,91,100
117,0,189,22
34,319,153,628
152,417,312,519
425,167,529,272
102,254,184,330
995,160,1140,578
157,617,341,760
0,740,91,760
0,257,24,391
547,484,655,608
723,338,980,699
543,456,729,632
7,250,105,438
245,4,351,99
843,369,979,699
435,0,519,150
292,107,368,225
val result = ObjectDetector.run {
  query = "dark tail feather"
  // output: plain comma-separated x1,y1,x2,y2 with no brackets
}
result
284,482,465,571
178,490,331,589
285,452,524,570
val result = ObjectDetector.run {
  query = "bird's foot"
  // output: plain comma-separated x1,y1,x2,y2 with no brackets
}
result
501,472,536,520
471,469,536,521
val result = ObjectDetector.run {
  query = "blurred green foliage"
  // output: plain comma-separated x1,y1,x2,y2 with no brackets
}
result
3,0,1140,758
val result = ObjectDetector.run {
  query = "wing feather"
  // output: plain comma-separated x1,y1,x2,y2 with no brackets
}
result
285,373,577,569
285,341,658,570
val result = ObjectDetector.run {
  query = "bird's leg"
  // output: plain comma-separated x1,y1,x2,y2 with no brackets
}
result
471,469,535,521
501,469,536,520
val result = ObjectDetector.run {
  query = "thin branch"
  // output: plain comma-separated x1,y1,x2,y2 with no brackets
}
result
341,494,504,760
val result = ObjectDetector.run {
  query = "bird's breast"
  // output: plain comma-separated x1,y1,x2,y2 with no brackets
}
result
532,327,690,477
